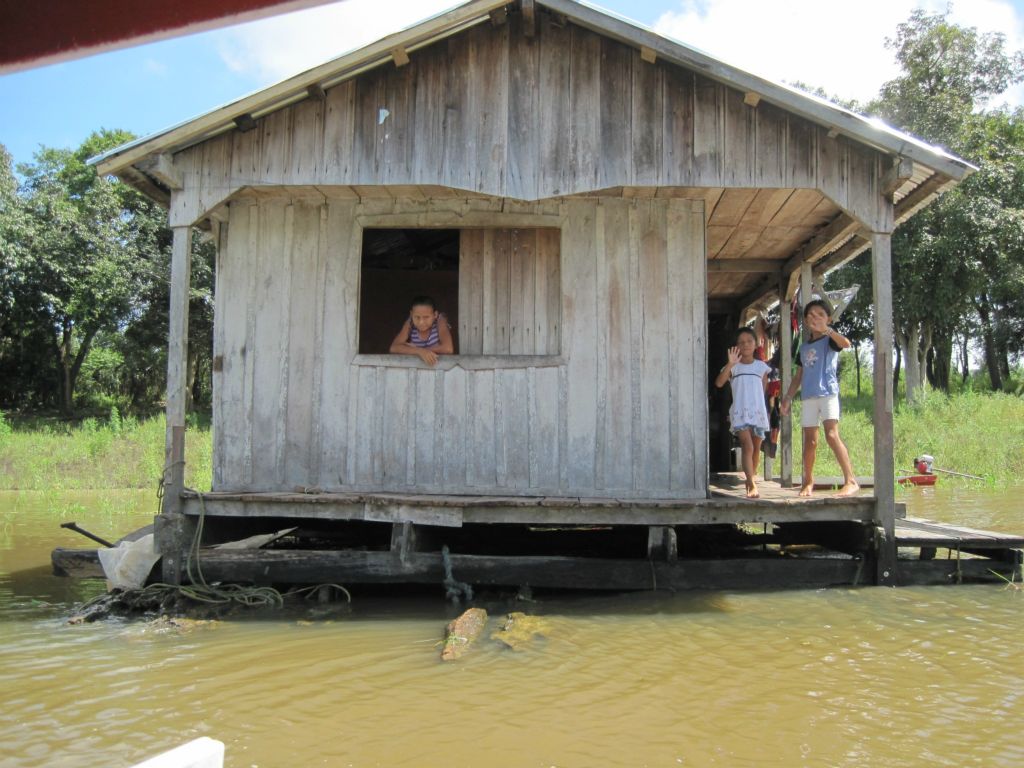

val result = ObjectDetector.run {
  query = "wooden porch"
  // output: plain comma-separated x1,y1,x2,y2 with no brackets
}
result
55,479,1024,590
178,474,893,528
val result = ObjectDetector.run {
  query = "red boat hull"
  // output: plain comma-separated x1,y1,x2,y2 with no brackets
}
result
898,474,938,486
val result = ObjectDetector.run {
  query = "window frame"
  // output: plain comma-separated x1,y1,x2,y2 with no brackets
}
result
354,210,564,369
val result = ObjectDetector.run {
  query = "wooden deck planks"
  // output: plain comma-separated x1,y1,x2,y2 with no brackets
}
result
180,483,886,527
896,517,1024,549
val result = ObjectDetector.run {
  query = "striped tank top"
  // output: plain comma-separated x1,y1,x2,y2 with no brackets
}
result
408,315,442,348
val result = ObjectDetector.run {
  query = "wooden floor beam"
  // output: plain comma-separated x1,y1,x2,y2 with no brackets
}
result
186,549,1005,590
180,493,885,527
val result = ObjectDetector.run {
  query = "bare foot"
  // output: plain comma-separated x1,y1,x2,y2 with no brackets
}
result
798,484,814,497
835,481,860,497
746,486,760,499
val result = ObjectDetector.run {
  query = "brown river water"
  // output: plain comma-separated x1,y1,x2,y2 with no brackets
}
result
1,487,1021,768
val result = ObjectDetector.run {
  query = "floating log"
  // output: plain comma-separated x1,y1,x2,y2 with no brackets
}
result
441,607,488,661
491,611,550,650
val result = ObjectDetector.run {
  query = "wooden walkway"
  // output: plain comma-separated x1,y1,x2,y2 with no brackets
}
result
52,478,1022,590
896,517,1024,564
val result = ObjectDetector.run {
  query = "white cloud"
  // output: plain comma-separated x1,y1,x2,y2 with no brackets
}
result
652,0,1024,108
215,0,462,86
211,0,1024,105
143,58,168,76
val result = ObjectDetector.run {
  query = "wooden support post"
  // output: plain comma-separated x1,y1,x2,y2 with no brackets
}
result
800,262,814,309
158,225,194,585
390,522,419,565
871,230,897,585
778,275,793,487
647,526,678,561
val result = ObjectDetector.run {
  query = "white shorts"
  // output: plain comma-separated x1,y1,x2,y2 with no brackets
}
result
801,394,841,428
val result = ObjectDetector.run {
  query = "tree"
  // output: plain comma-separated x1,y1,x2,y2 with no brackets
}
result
0,143,58,408
13,131,168,413
931,109,1024,390
868,8,1024,401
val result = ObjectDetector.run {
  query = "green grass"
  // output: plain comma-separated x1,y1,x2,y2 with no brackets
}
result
0,409,212,491
788,358,1024,486
2,375,1021,492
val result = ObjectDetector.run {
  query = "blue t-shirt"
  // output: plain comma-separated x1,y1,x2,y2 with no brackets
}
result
796,334,842,399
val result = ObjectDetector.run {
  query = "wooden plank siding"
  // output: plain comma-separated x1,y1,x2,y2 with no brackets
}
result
168,16,887,232
458,228,560,355
213,194,706,499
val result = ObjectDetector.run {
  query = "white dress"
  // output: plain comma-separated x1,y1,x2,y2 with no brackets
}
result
728,360,771,430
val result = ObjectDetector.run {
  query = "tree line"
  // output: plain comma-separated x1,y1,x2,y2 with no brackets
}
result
0,130,214,416
1,9,1022,417
829,9,1024,400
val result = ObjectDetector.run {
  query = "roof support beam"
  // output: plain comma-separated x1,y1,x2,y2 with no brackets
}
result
893,171,954,221
521,0,536,37
391,46,410,67
781,213,863,299
814,233,870,275
118,166,171,206
738,274,782,320
782,213,862,278
138,153,183,191
640,45,657,64
739,213,864,317
707,259,780,273
234,113,257,132
881,156,914,199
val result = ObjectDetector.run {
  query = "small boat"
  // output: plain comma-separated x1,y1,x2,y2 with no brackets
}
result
898,473,937,487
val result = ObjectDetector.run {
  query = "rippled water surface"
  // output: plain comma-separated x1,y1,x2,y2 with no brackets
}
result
1,488,1021,767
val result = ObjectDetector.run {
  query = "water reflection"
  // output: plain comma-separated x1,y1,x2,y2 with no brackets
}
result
1,488,1022,768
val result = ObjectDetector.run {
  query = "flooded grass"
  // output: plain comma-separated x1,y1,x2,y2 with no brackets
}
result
0,411,211,492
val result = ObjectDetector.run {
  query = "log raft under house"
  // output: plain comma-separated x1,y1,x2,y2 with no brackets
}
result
79,0,1023,591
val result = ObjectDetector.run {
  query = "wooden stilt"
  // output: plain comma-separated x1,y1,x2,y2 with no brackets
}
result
871,229,897,586
390,522,419,564
647,526,678,560
158,224,194,585
778,274,793,487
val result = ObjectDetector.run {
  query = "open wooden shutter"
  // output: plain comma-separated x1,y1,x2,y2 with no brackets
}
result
458,228,561,355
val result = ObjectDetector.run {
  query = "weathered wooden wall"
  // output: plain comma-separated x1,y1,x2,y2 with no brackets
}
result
170,15,886,230
458,228,561,355
212,194,707,498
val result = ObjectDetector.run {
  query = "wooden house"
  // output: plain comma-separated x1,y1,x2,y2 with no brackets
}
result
94,0,979,590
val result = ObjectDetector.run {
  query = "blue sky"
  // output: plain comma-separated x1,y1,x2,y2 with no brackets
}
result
2,0,1024,170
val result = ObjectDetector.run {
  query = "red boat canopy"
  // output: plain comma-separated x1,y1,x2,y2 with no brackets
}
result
0,0,339,74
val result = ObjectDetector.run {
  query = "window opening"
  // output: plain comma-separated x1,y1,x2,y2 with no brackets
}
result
358,228,460,354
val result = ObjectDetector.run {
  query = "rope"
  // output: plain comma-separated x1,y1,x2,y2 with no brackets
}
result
441,545,473,604
89,466,356,613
